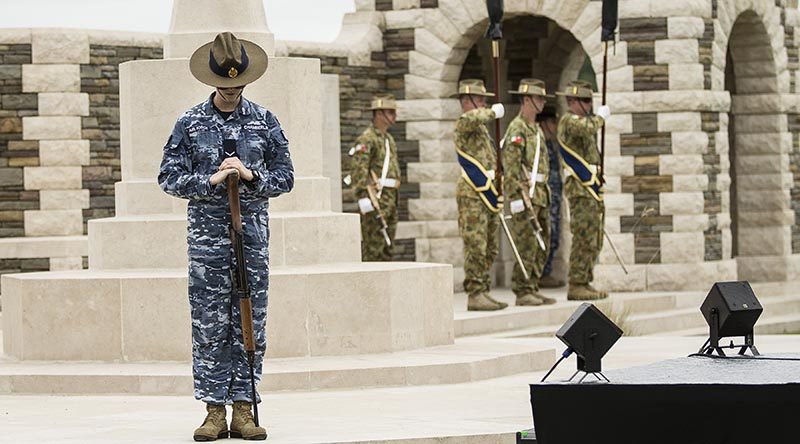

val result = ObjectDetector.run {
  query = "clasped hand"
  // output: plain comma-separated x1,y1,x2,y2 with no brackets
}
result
210,157,254,185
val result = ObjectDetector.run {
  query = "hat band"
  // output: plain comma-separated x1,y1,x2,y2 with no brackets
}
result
209,44,250,80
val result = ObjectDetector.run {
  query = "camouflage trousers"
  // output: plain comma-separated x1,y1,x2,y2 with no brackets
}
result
567,196,604,285
457,194,499,296
360,189,398,261
188,208,269,405
510,204,551,296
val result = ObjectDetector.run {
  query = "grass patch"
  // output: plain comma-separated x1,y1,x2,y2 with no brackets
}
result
597,300,634,336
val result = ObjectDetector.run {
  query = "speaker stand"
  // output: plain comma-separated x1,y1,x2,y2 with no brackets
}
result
568,370,610,384
698,309,760,357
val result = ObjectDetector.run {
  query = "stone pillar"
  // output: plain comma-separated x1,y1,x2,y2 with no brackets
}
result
20,30,89,243
165,0,275,58
0,30,163,284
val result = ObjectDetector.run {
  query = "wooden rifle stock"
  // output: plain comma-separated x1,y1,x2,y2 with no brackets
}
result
520,171,547,251
368,171,392,247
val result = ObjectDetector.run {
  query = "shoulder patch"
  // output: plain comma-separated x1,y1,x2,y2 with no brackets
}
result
349,143,367,156
510,135,524,146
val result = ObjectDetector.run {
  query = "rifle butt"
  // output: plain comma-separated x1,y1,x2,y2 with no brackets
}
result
239,297,256,353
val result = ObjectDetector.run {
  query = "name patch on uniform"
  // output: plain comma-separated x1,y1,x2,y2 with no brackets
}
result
243,122,270,132
187,124,210,137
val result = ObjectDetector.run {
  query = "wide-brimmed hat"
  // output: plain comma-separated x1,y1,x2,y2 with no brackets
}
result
189,32,268,88
451,79,495,98
555,80,599,99
509,78,552,97
370,94,397,110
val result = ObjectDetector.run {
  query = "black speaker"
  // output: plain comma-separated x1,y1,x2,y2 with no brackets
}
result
700,281,762,337
699,281,762,356
555,303,623,373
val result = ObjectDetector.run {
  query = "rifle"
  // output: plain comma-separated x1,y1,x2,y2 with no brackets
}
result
368,171,392,247
520,170,547,251
599,0,618,185
224,142,260,427
486,0,530,281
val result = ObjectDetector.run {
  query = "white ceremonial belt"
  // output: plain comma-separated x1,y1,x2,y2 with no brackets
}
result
380,178,399,188
533,173,547,183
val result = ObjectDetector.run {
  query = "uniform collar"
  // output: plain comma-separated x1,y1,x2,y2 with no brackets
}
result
370,123,388,137
517,113,540,132
204,93,253,119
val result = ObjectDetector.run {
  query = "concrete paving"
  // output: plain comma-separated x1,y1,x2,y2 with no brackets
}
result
2,335,798,444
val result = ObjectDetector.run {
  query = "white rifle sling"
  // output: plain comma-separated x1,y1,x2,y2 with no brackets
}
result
529,129,542,199
378,136,391,199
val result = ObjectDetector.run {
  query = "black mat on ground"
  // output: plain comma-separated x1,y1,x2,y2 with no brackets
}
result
530,354,800,444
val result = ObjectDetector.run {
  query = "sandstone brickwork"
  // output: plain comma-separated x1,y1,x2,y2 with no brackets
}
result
0,30,161,283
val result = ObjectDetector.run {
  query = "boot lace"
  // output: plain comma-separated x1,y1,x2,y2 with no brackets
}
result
235,403,255,425
205,407,226,424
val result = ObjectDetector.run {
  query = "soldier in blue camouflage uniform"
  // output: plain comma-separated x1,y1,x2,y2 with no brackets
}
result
159,32,293,441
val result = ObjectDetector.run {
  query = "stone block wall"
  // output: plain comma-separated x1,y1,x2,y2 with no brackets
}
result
790,112,800,254
0,43,36,238
0,29,162,286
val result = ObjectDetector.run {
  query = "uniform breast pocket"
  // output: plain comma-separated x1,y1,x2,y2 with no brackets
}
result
241,131,267,167
192,133,221,169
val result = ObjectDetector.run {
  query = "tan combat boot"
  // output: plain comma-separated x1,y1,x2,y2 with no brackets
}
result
516,293,544,306
468,293,504,311
484,293,509,309
230,401,267,441
567,284,607,301
587,284,609,299
539,275,565,288
533,291,557,305
193,404,228,442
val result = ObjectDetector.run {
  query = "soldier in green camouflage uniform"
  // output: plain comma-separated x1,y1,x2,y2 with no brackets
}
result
349,94,401,261
502,79,557,306
556,80,611,300
453,79,508,311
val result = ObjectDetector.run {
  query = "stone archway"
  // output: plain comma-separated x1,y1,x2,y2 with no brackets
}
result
396,1,616,288
719,8,795,281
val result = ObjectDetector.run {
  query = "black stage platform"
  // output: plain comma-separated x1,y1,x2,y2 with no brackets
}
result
529,354,800,444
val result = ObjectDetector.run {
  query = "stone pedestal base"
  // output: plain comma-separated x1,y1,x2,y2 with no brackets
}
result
1,262,453,361
594,259,738,292
737,254,800,282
